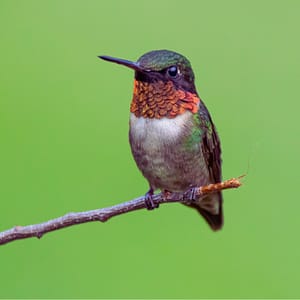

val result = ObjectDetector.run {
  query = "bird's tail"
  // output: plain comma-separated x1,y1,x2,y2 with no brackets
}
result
184,192,223,231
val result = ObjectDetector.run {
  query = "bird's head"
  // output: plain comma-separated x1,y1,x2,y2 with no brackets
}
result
99,50,200,119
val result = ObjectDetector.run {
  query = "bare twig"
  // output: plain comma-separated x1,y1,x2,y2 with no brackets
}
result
0,177,243,246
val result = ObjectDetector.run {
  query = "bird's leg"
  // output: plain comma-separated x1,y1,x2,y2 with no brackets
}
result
145,188,159,210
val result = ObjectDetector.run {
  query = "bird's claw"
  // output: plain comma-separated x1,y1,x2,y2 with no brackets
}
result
145,190,159,210
182,187,197,204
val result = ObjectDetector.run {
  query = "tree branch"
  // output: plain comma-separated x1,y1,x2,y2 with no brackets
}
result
0,177,243,246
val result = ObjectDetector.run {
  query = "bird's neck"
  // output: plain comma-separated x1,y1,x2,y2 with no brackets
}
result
130,79,200,119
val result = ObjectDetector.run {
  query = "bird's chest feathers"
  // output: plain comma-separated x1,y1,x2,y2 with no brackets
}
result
130,112,194,150
129,112,205,192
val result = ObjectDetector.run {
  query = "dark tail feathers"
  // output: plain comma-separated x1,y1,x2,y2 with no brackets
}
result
184,192,223,231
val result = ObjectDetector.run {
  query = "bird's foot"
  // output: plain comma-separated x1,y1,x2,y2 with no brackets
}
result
182,186,197,204
145,189,159,210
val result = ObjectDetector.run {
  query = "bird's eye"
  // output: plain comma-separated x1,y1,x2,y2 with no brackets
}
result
167,66,178,77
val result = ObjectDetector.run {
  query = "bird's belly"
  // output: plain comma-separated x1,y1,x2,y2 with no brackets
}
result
129,113,209,192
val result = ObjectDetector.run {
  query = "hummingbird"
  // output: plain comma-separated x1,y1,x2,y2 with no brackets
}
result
99,50,223,231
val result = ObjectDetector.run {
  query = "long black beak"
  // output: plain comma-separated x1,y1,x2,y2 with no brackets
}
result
98,55,145,72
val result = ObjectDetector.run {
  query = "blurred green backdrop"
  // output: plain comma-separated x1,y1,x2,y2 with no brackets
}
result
1,0,300,298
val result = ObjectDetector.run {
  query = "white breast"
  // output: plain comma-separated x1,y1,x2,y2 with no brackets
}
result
129,112,192,147
129,111,206,192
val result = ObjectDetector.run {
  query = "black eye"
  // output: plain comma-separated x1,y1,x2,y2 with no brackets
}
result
167,66,178,77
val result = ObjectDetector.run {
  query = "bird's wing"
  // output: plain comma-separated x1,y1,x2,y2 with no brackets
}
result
188,100,223,230
198,100,222,183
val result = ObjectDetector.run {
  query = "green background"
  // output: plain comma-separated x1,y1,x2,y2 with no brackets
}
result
0,0,299,298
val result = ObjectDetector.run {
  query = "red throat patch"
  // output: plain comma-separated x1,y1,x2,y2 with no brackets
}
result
130,80,200,119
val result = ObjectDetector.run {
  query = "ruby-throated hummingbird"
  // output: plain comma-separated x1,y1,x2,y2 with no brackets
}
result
99,50,223,230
